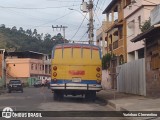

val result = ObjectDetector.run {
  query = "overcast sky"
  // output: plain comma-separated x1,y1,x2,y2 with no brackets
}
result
0,0,111,42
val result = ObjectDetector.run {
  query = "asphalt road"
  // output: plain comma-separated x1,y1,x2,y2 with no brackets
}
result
0,87,126,120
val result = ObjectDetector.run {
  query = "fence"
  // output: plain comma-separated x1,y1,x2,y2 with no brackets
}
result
117,58,146,96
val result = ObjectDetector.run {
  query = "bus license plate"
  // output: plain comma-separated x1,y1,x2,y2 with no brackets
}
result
72,78,81,82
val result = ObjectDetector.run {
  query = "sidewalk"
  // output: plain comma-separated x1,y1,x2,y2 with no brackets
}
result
0,87,6,95
97,90,160,119
97,89,160,111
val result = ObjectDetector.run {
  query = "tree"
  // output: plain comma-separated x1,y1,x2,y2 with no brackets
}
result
0,25,69,54
0,24,5,28
102,53,112,70
33,29,37,37
36,34,41,40
140,19,151,33
26,29,32,36
19,27,25,34
52,33,69,43
44,33,51,40
11,26,17,32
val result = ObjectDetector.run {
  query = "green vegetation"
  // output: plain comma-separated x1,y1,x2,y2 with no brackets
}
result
102,53,112,70
0,24,68,54
140,19,151,33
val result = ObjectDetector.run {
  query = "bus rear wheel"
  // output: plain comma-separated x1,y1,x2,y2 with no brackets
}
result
85,91,96,102
53,91,64,101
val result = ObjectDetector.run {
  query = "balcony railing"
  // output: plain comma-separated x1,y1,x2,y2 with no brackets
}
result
118,39,123,47
109,44,112,51
113,41,118,49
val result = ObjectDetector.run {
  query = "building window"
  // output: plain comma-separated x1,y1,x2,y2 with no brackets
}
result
119,27,123,39
128,20,135,36
39,65,42,71
31,64,34,70
109,44,112,51
35,64,37,70
113,41,118,49
138,16,141,28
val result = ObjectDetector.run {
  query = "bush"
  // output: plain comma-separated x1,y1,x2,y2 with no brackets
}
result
102,53,112,70
140,19,151,33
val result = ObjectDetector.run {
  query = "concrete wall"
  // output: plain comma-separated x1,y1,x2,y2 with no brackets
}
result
6,58,31,78
6,58,47,78
146,38,160,97
102,70,112,90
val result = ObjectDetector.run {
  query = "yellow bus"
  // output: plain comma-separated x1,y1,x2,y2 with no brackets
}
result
50,43,102,101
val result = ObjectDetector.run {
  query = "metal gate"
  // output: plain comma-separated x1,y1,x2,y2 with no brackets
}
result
117,58,146,96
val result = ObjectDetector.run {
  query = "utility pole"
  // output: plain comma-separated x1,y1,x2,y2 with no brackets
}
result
88,0,94,45
52,25,68,42
81,0,94,45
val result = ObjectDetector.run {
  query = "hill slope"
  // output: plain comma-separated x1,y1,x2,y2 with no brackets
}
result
0,26,66,54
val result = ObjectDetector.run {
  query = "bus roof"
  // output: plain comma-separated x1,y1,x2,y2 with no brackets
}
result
52,43,102,60
54,43,101,50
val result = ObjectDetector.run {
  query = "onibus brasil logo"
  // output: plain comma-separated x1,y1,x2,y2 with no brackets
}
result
2,107,42,118
2,107,13,118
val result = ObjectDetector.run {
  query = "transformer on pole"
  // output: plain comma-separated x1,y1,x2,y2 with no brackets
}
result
81,0,94,45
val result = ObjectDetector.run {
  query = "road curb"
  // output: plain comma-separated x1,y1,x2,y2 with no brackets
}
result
0,90,6,95
96,95,117,110
96,94,130,112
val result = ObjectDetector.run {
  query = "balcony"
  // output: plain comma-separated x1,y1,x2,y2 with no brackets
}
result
113,46,124,56
113,41,118,49
109,44,112,51
118,39,123,47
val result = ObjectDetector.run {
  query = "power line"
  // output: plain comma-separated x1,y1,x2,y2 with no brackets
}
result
70,13,87,40
32,12,74,28
47,0,81,2
94,0,100,11
1,8,53,22
79,31,88,41
94,0,106,13
52,25,68,39
0,4,79,9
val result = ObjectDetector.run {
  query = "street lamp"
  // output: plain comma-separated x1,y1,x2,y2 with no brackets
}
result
68,8,89,21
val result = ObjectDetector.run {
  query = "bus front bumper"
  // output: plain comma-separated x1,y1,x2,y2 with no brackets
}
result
50,83,102,91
